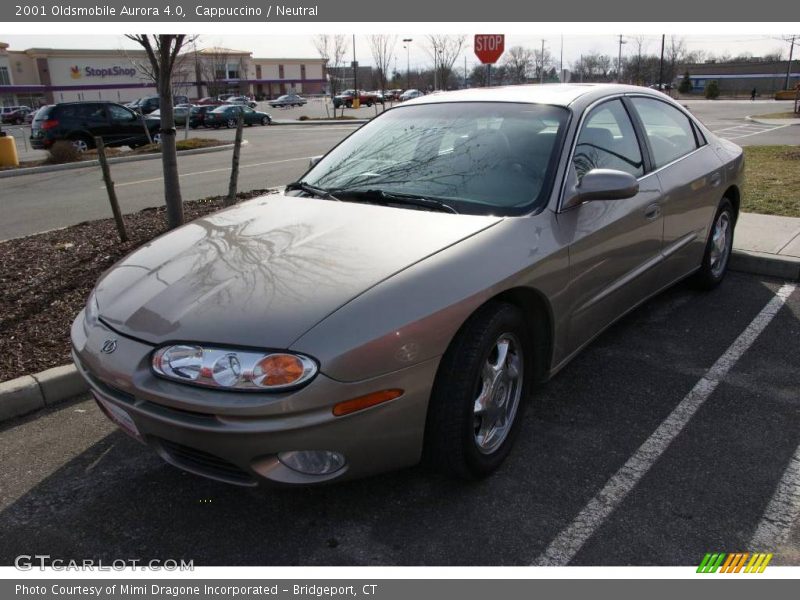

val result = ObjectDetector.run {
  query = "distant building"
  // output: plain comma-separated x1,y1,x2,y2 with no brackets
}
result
677,59,800,96
0,41,327,106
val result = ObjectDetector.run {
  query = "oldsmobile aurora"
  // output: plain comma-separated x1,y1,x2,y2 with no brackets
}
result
72,84,743,485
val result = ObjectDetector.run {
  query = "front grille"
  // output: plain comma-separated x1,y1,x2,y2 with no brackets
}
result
158,439,256,486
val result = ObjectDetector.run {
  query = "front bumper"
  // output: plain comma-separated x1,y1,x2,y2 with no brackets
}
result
71,310,439,486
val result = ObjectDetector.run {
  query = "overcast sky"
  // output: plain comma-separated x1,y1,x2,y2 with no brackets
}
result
2,33,793,72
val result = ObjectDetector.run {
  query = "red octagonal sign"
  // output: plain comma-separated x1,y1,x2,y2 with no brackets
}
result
474,34,505,65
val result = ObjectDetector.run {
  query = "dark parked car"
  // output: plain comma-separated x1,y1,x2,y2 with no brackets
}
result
268,94,308,108
204,104,272,128
1,106,33,124
30,102,160,152
127,95,189,115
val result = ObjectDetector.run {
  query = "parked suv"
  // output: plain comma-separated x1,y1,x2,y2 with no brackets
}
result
30,102,160,152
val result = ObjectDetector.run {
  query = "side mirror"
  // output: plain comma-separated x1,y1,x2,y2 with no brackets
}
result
564,168,639,209
309,155,322,168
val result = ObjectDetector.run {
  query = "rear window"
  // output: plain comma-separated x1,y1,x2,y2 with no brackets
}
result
33,106,54,120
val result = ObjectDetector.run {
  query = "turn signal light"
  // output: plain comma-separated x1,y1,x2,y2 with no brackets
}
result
332,389,403,416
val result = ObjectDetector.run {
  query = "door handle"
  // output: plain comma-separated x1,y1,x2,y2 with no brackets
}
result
644,203,661,221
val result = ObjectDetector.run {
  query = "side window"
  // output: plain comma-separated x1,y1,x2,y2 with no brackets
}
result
77,104,108,123
630,97,699,168
573,99,644,181
108,105,136,122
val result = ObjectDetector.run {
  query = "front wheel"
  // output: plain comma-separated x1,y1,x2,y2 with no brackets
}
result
424,302,532,479
692,198,734,290
226,118,237,128
261,116,270,126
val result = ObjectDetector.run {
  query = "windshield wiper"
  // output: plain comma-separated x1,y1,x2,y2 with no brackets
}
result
284,181,340,201
331,188,459,214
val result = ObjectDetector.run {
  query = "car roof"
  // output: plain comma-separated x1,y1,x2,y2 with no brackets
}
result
402,83,666,108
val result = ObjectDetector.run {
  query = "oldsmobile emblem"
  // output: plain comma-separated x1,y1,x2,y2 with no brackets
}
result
101,339,118,354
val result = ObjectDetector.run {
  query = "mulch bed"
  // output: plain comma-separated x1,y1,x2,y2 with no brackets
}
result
0,189,272,383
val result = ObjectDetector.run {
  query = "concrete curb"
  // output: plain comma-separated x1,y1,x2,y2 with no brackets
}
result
0,363,87,424
271,119,369,126
0,248,797,425
730,249,800,280
0,140,244,179
745,115,800,126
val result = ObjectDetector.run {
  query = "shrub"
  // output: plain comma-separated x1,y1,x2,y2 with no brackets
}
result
46,141,81,164
705,80,720,99
298,115,310,121
678,71,693,94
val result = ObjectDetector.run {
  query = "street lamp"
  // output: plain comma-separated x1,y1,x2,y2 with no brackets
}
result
617,35,627,83
403,38,413,90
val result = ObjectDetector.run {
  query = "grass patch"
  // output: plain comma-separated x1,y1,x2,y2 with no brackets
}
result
742,146,800,217
750,112,800,120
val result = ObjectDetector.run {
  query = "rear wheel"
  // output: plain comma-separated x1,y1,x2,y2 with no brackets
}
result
424,302,532,479
226,118,237,128
261,116,270,126
692,198,734,290
69,136,92,153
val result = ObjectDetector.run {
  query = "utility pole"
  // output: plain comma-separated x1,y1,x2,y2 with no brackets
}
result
617,35,627,83
403,38,412,89
560,35,563,82
464,55,467,88
352,34,358,92
659,34,665,89
785,35,797,90
540,39,546,84
579,54,583,83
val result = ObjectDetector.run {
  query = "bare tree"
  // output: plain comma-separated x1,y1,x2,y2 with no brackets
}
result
665,36,687,84
425,35,467,90
125,34,194,229
502,46,535,84
368,35,397,96
313,34,348,101
193,46,239,98
533,47,554,82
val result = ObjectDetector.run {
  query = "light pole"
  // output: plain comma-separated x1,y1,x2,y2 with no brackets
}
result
403,38,413,90
540,39,546,84
785,35,797,91
617,35,627,83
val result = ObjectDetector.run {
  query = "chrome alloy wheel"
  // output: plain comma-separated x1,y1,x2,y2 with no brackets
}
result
710,211,732,278
473,333,524,454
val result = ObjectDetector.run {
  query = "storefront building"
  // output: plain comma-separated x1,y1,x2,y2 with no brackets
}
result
0,42,328,107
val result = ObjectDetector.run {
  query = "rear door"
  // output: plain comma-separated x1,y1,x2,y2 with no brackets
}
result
559,97,664,353
627,96,724,285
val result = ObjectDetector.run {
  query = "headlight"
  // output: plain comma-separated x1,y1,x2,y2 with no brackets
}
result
84,292,100,326
152,345,317,391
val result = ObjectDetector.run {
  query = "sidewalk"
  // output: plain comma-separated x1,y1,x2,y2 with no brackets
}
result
732,212,800,280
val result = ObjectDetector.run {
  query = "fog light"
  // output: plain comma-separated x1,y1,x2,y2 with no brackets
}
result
277,450,346,475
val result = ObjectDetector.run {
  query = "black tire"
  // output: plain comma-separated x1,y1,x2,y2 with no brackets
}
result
691,198,735,290
423,302,533,479
261,116,269,126
345,100,353,108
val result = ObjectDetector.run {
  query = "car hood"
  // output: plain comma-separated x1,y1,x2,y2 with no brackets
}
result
95,194,502,349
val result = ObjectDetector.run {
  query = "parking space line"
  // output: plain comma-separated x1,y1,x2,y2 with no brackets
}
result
108,156,312,188
712,123,789,141
749,443,800,551
534,282,797,566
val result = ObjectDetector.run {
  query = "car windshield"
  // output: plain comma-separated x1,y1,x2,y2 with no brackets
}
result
303,102,569,216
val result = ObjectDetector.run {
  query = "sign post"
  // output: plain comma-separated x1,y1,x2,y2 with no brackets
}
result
474,34,505,87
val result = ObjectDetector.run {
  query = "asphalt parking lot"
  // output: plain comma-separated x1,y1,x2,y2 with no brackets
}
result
0,272,797,566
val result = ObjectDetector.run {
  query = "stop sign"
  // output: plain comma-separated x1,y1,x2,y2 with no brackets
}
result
474,34,505,64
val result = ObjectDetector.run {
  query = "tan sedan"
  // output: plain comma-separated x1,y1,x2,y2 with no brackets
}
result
72,84,743,485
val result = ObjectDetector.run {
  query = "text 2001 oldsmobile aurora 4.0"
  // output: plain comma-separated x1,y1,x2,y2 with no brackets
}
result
72,84,743,485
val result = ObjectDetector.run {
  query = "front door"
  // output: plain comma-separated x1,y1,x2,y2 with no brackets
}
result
558,98,665,353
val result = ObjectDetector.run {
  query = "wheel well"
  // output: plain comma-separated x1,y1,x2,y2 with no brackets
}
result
724,185,740,223
488,287,554,382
